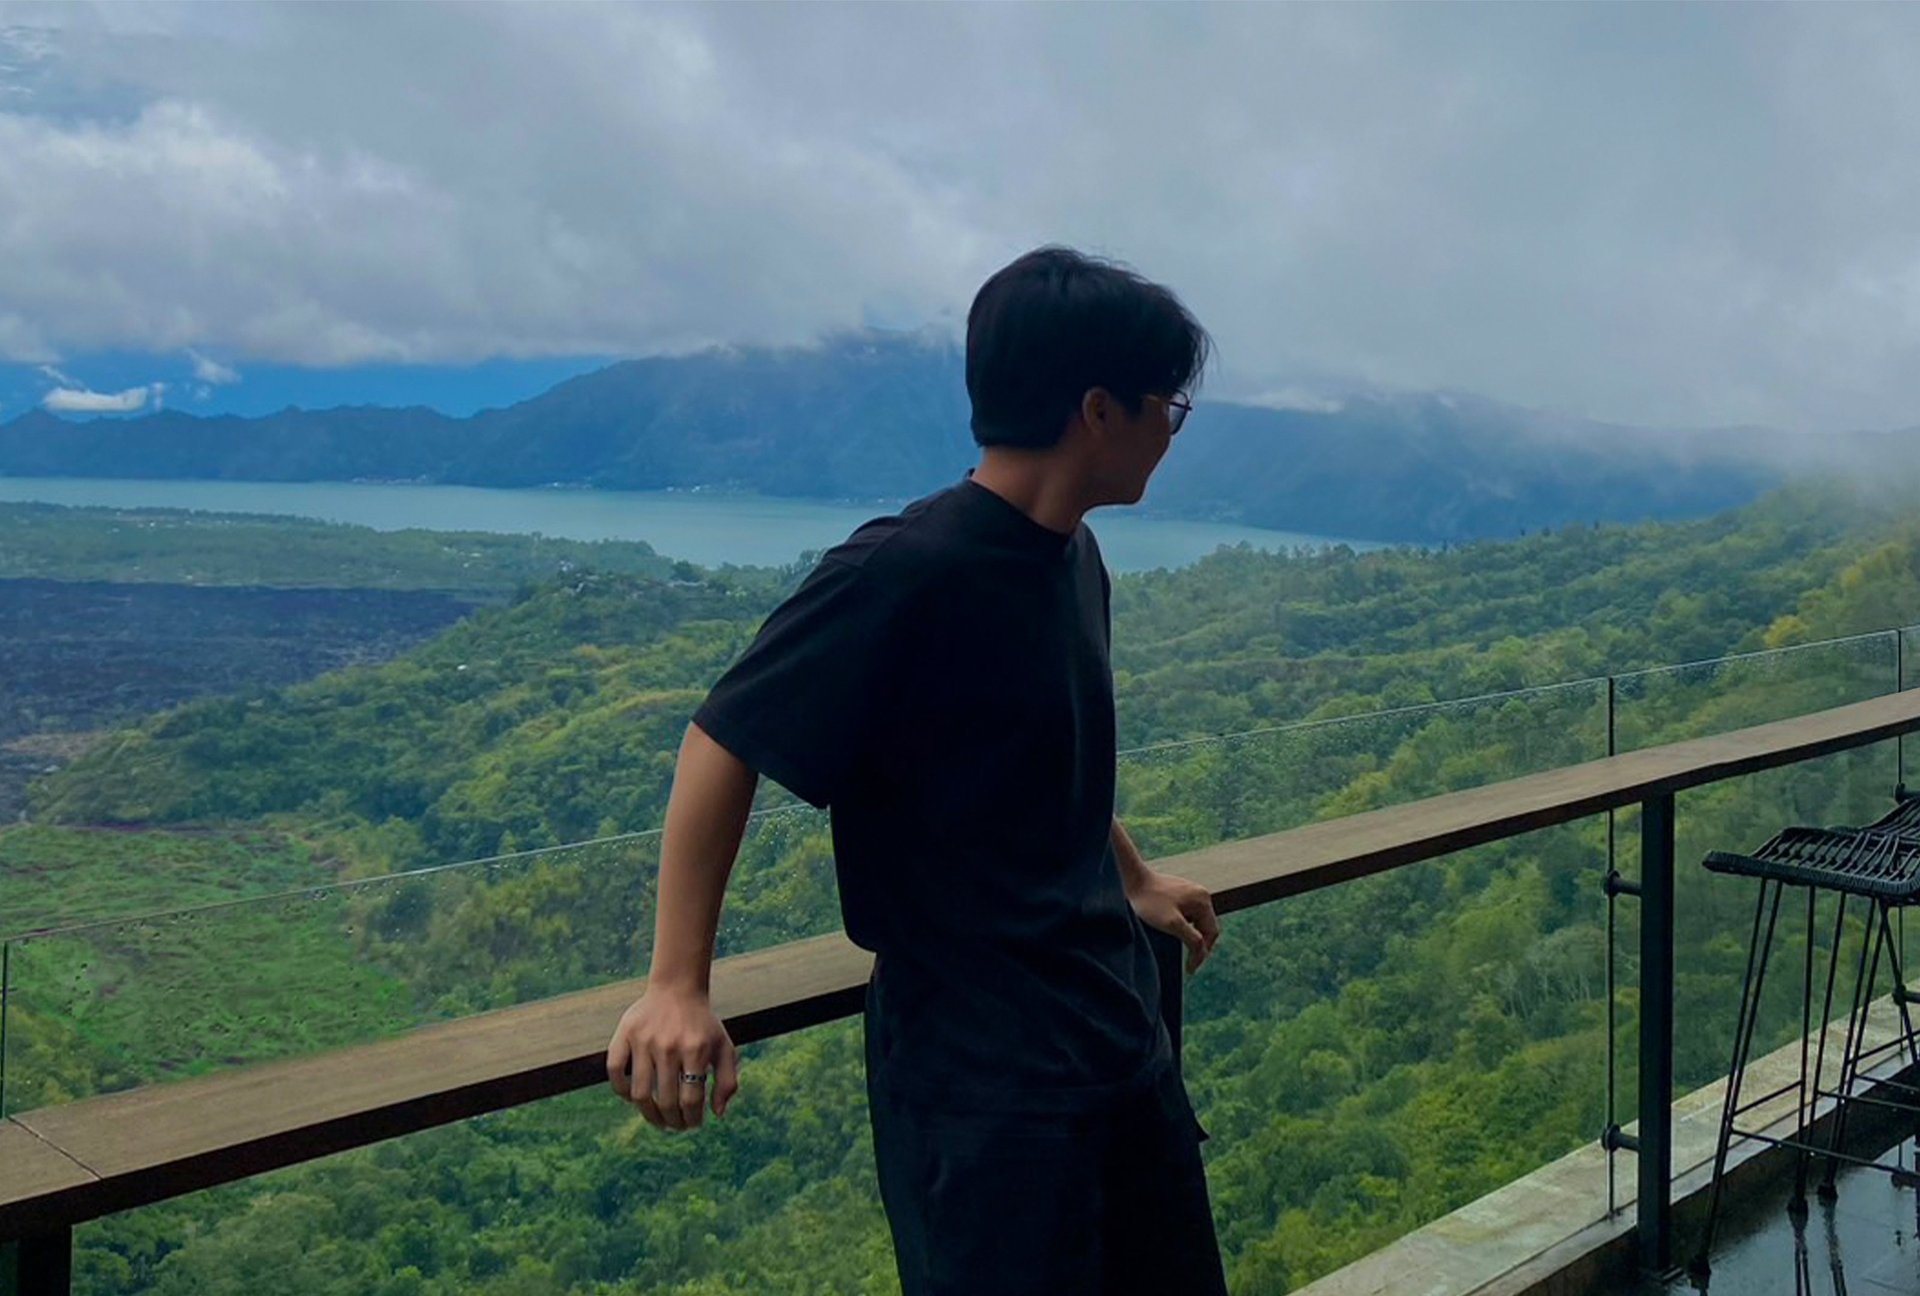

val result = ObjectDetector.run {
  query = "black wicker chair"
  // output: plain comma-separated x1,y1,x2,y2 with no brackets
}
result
1691,793,1920,1282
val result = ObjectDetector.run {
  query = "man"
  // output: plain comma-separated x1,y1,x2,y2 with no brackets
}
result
606,246,1227,1294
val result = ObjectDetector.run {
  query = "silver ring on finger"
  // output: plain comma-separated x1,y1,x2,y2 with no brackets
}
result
679,1071,707,1085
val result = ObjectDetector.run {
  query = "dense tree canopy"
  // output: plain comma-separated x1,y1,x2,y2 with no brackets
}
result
5,479,1918,1293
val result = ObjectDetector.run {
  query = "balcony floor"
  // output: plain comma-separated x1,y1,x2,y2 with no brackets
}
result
1647,1137,1920,1296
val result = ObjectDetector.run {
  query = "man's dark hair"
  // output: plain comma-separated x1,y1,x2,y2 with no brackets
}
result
965,246,1212,450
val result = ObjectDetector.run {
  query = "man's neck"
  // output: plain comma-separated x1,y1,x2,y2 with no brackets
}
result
970,449,1090,536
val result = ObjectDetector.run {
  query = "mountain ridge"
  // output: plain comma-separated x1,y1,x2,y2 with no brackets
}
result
1,331,1869,541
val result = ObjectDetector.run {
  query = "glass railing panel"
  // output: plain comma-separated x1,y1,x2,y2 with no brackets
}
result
1116,678,1610,857
1119,684,1612,1288
52,817,1612,1296
65,1019,890,1296
1901,622,1920,791
27,681,1621,1292
0,805,834,1119
1613,630,1899,755
1662,744,1905,1091
1189,818,1608,1290
1609,631,1907,1208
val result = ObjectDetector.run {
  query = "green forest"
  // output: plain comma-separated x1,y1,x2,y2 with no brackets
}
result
6,482,1920,1293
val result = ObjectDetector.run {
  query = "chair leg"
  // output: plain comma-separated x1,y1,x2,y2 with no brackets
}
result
1791,886,1817,1213
1821,893,1887,1199
1867,901,1920,1189
1807,892,1852,1203
1695,877,1785,1275
1894,903,1920,1188
1878,902,1920,1072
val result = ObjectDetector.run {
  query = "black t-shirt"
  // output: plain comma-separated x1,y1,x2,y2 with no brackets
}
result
691,472,1166,1111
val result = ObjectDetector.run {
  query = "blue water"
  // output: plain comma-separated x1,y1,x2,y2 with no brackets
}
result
0,476,1387,573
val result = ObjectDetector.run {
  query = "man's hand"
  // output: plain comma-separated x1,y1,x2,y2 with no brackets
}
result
606,983,741,1132
1125,869,1221,974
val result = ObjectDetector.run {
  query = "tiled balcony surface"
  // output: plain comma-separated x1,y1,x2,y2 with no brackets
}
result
1652,1136,1920,1296
1297,1001,1920,1296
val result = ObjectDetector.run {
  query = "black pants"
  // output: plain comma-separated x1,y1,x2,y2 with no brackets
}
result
863,931,1228,1296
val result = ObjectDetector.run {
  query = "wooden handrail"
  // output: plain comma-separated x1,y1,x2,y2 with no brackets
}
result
7,688,1920,1240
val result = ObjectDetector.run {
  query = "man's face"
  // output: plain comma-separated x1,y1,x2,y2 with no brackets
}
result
1070,387,1186,507
1110,391,1182,504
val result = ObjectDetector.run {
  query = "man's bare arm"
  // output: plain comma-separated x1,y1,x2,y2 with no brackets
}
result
649,722,759,994
605,721,759,1131
1113,815,1221,973
1111,816,1154,894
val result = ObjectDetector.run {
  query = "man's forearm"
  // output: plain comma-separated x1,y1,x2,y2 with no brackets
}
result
1111,815,1155,894
647,722,760,995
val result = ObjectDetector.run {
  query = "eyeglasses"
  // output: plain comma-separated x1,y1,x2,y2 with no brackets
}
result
1157,394,1193,435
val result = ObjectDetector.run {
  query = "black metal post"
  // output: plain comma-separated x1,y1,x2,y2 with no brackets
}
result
0,1228,73,1296
1898,629,1910,972
1639,792,1676,1276
1605,675,1619,1214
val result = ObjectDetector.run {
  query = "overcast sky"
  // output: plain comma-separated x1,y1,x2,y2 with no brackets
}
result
5,2,1920,431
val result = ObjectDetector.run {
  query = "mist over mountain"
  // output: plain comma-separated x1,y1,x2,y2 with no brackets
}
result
1146,391,1790,540
0,332,1846,542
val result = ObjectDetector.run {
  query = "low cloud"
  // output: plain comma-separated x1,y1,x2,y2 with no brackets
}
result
188,350,240,384
43,382,164,414
1243,388,1348,416
13,7,1920,431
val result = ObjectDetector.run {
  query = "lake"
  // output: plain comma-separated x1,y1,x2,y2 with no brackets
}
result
0,476,1387,573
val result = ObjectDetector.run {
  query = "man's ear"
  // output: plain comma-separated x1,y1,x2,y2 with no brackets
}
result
1078,387,1111,437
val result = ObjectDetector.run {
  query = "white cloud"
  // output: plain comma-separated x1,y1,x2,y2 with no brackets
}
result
0,322,53,363
8,6,1920,430
188,350,239,384
43,382,162,413
1244,388,1348,416
0,15,985,367
37,363,76,387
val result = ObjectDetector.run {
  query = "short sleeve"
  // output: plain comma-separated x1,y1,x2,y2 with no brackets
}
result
1093,532,1113,644
692,557,902,808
